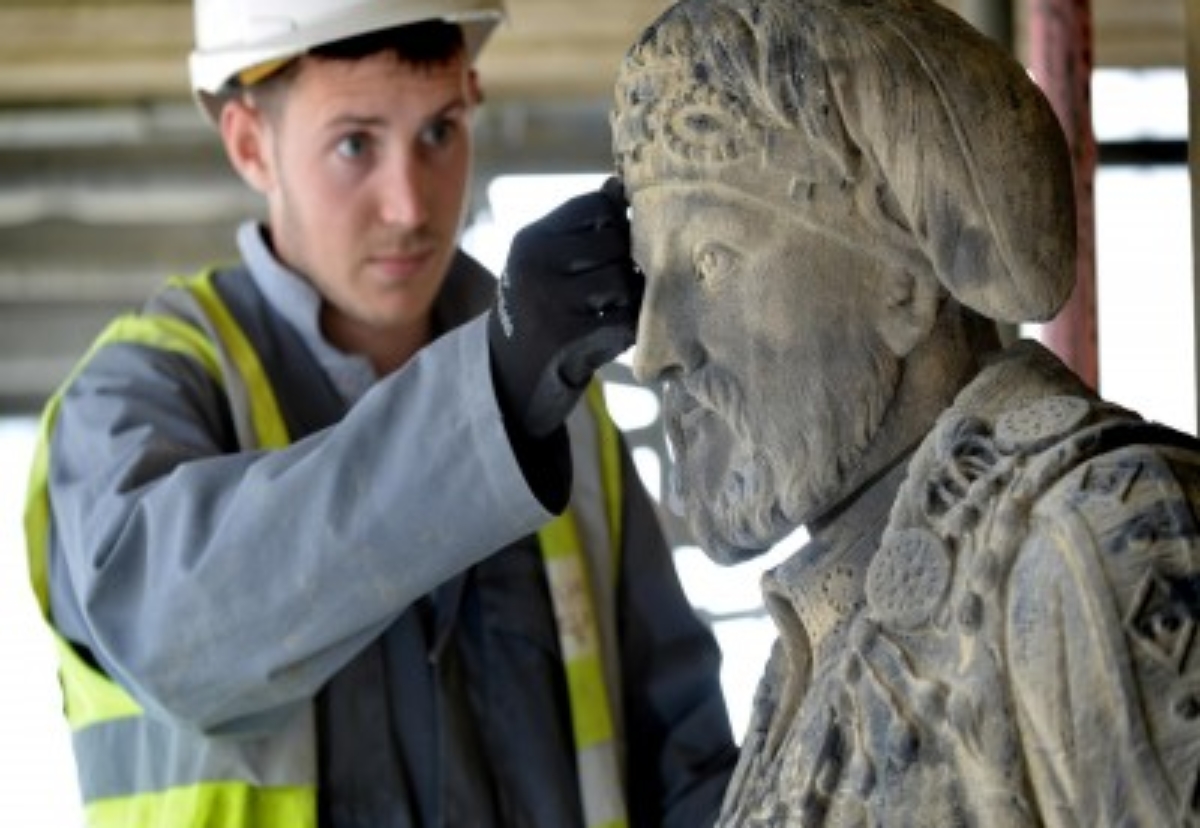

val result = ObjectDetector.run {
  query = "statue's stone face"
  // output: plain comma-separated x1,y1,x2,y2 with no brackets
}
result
631,182,902,564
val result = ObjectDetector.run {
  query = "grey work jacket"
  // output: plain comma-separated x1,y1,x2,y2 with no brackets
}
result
44,223,737,827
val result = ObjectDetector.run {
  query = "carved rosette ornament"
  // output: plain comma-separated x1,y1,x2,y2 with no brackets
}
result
864,528,951,631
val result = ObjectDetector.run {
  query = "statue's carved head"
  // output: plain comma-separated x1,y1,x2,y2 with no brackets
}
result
612,0,1076,324
611,0,1078,563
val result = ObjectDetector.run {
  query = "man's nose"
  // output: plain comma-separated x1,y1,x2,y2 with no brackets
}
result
380,153,429,228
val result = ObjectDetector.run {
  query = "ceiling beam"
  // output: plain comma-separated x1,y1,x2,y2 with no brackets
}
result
0,0,1183,105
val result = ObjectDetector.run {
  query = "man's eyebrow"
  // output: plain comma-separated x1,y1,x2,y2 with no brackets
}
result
326,114,386,130
431,97,470,118
325,97,469,131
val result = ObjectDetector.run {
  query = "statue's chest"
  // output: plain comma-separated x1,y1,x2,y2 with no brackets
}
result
732,616,1022,827
725,519,1036,827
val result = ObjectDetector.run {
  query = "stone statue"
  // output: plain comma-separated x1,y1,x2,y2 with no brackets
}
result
612,0,1200,824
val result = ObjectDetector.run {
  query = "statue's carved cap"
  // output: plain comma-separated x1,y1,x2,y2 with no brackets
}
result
612,0,1077,325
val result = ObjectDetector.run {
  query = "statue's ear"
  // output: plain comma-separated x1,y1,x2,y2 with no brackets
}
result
877,268,941,358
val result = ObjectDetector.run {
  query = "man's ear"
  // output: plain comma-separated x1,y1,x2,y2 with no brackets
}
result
219,97,274,194
877,267,942,357
467,68,484,107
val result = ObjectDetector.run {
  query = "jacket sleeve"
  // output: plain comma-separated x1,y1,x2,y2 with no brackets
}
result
614,446,739,828
46,315,553,733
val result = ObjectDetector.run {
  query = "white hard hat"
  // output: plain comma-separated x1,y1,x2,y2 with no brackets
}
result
189,0,506,122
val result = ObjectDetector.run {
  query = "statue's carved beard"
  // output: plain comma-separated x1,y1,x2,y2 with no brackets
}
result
665,339,901,565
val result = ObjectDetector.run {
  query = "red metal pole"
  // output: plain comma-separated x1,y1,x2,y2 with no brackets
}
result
1026,0,1099,389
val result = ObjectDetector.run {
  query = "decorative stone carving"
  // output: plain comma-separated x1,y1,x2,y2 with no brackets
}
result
612,0,1200,824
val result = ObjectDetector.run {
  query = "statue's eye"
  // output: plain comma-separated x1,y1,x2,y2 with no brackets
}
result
695,243,739,287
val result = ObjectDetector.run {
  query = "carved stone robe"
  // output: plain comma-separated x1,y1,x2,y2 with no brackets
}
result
720,341,1200,827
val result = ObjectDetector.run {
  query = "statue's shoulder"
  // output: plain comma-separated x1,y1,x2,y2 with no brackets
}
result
1021,413,1200,608
1003,411,1200,824
904,387,1200,553
1035,418,1200,531
906,386,1200,622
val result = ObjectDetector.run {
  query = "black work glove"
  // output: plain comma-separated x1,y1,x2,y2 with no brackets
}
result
489,177,643,438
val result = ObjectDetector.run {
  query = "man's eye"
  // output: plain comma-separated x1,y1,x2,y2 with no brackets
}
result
336,133,368,159
695,244,738,286
421,119,456,148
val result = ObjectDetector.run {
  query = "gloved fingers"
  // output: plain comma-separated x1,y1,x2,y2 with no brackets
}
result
580,264,644,320
601,176,627,206
534,188,630,236
563,247,636,277
557,324,638,388
519,323,636,437
524,369,582,437
509,219,629,270
583,290,635,321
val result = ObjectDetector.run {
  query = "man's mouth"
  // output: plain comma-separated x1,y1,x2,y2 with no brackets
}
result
367,248,434,280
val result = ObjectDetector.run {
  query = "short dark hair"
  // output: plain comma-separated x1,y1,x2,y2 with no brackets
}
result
238,21,466,121
312,20,465,64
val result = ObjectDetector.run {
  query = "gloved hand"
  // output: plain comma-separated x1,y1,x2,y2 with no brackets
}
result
489,177,643,438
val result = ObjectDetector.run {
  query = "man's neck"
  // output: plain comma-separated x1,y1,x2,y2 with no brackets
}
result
322,310,433,377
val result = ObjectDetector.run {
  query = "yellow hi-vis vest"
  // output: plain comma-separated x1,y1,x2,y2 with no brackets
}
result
24,270,629,828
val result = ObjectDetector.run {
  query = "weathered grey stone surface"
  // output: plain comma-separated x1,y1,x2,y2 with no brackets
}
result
612,0,1200,824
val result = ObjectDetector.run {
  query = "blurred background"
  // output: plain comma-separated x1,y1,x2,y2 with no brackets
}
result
0,0,1193,823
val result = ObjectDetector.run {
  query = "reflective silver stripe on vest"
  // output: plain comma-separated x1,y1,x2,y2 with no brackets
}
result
577,742,627,828
74,706,316,802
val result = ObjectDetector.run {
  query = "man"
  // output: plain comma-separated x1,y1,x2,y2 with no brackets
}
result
613,0,1200,824
24,1,736,825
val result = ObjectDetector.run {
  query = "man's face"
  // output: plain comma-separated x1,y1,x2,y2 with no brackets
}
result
240,49,478,349
630,183,901,564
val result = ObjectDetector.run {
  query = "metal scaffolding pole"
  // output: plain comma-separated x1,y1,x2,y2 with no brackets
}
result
960,0,1014,52
1188,0,1200,432
1027,0,1099,389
